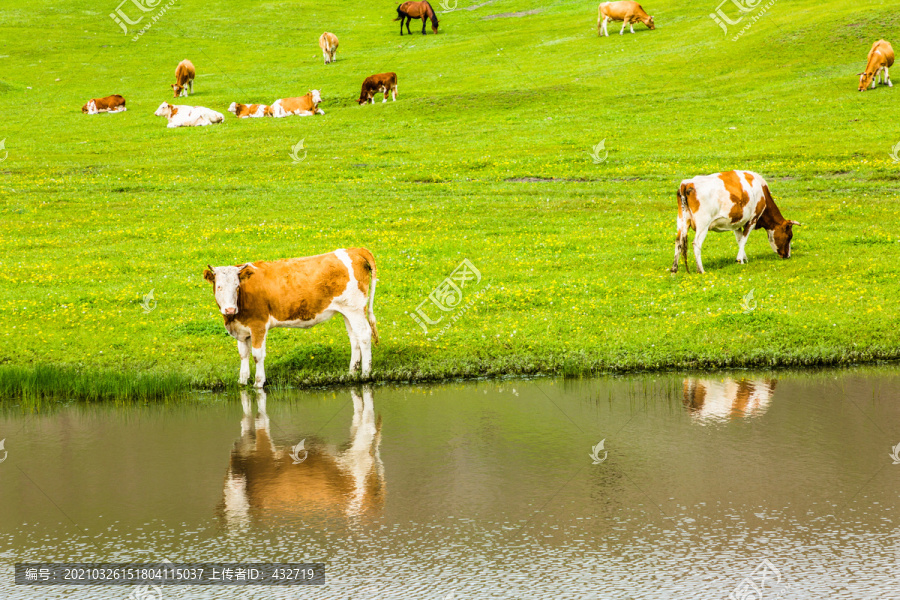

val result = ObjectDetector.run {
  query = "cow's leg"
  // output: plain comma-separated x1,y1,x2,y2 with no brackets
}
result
629,19,635,34
346,312,373,377
620,19,627,35
250,330,267,388
885,66,893,87
692,226,709,274
734,224,753,264
238,338,251,385
188,79,193,94
344,315,362,372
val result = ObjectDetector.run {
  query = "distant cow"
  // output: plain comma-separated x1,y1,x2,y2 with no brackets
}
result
858,39,894,91
682,378,777,423
203,248,379,387
154,102,224,128
82,95,126,114
171,59,195,97
598,1,655,36
227,102,274,118
670,170,799,274
319,32,339,64
357,72,398,104
271,90,324,117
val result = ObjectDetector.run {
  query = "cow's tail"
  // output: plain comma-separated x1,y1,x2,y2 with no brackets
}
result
675,183,693,274
359,248,379,345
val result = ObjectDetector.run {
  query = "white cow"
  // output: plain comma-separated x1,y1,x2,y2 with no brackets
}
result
154,102,224,128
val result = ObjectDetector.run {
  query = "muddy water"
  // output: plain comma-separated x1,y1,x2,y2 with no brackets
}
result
1,370,899,599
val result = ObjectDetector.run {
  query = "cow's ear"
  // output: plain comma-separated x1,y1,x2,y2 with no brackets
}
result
238,263,256,281
203,266,216,283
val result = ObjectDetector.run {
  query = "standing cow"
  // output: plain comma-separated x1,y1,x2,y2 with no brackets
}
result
858,39,894,91
203,248,378,387
171,59,195,97
670,170,799,274
357,72,398,104
319,32,339,65
598,1,655,36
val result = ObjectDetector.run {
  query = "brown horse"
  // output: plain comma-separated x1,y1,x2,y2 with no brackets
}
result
394,1,439,35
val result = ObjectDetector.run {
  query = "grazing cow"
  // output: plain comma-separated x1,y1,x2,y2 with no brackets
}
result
670,170,799,274
220,388,385,526
171,59,195,97
682,377,777,423
203,248,379,387
81,95,126,114
227,102,274,118
319,32,339,64
154,102,224,128
597,1,655,36
858,39,894,91
270,90,324,117
357,72,398,104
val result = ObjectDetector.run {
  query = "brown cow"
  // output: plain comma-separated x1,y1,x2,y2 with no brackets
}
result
671,170,799,274
81,95,126,114
203,248,378,387
220,387,385,526
319,32,339,64
270,90,324,117
858,39,894,91
682,378,777,423
357,72,398,104
171,59,195,97
227,102,274,118
598,1,655,36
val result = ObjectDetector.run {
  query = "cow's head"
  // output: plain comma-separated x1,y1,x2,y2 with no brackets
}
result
858,71,875,91
357,94,370,105
203,263,255,315
171,83,184,98
769,221,799,259
645,15,655,29
310,89,322,105
81,101,92,114
227,102,240,115
154,102,173,118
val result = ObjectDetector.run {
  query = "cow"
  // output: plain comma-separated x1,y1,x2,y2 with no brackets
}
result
319,32,339,65
154,102,224,128
858,39,894,91
227,102,274,118
171,59,195,97
357,72,398,104
81,94,126,114
203,248,379,388
220,388,385,526
598,1,655,36
270,90,324,117
670,170,799,274
682,377,777,423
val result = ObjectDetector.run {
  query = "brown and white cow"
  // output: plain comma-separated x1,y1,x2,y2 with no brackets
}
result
357,72,398,104
270,90,324,117
227,102,274,118
682,377,777,423
670,170,799,274
319,32,339,65
598,1,655,37
220,387,385,526
171,59,195,97
154,102,224,128
858,39,894,91
81,94,126,114
203,248,378,387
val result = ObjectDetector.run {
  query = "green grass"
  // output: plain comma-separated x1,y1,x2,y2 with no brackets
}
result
1,0,900,399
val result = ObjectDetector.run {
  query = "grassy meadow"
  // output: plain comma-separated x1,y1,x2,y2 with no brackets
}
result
1,0,900,399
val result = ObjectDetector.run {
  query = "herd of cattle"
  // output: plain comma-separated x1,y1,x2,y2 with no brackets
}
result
75,2,893,384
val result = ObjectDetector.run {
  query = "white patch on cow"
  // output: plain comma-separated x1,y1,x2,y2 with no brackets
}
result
228,102,238,115
250,105,266,117
85,100,97,114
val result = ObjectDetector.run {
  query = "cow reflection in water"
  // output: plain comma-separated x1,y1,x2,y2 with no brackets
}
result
682,378,777,423
221,387,385,525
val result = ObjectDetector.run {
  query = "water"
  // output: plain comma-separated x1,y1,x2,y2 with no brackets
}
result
1,370,899,599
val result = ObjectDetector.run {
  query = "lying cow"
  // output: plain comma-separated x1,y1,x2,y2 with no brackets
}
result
203,248,379,387
171,59,195,97
858,39,894,91
227,102,274,118
81,94,126,114
598,1,655,36
319,32,339,65
154,102,224,128
270,90,324,117
670,170,799,274
357,72,398,104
